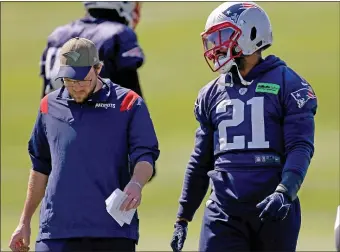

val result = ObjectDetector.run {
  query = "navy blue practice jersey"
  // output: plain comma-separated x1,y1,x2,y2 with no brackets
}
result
177,55,317,219
195,55,316,169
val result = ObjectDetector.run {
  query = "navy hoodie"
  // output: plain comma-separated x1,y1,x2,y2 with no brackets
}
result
28,78,159,241
177,55,317,219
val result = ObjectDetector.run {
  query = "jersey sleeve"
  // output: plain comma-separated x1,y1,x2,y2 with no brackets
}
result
40,28,65,97
114,28,144,71
28,96,52,176
123,91,159,171
39,45,51,98
39,46,47,78
280,72,318,200
177,87,214,221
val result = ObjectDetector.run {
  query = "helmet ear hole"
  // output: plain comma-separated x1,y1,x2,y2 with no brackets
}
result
250,27,257,41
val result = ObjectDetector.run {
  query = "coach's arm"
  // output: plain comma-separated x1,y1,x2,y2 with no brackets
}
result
9,98,51,251
119,91,159,211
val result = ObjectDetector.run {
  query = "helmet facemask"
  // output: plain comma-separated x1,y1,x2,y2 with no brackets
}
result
202,22,243,74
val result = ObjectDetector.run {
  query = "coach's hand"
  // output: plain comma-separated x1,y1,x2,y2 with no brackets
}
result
256,192,291,222
120,181,142,211
9,222,31,252
170,220,188,252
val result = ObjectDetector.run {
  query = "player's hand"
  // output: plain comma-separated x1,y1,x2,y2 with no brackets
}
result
170,220,188,252
9,222,31,252
120,181,142,211
256,192,291,222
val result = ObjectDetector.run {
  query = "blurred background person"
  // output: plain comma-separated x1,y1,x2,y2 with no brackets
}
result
39,1,145,99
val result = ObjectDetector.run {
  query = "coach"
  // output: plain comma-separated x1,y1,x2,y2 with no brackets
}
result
9,37,160,252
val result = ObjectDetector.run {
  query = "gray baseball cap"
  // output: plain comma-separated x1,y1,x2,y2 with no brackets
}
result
55,37,100,81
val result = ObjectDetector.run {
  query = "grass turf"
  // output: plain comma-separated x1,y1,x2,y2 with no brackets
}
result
1,2,339,251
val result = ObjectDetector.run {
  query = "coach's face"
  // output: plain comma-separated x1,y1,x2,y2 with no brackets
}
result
63,67,99,103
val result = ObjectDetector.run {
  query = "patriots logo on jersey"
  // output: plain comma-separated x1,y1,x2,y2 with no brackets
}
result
223,3,257,23
122,46,143,58
290,87,316,108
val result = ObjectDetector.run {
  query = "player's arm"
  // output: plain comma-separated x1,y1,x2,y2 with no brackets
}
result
170,90,214,251
176,94,214,222
113,69,143,98
277,79,318,201
124,90,159,185
110,30,145,98
20,97,52,224
39,47,48,99
176,126,214,222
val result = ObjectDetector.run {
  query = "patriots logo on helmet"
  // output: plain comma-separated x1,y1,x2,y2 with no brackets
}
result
241,3,257,8
223,2,257,23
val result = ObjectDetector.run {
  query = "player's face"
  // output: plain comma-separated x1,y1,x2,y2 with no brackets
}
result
63,68,97,103
202,22,242,72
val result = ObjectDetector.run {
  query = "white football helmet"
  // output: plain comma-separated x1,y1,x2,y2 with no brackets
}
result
83,1,141,29
201,2,273,75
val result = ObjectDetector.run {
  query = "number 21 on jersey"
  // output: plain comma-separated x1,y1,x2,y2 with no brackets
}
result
216,97,269,151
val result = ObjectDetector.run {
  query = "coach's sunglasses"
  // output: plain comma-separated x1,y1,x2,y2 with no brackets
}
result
62,78,92,87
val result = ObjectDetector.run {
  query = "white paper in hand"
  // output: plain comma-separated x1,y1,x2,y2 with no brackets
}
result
105,189,136,226
105,190,125,227
335,205,340,251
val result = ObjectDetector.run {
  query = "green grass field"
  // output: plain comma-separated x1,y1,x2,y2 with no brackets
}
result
1,2,339,251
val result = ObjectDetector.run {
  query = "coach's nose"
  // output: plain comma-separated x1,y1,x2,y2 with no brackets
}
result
72,83,84,92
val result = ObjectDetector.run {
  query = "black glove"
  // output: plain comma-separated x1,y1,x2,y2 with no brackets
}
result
256,192,291,222
170,220,188,252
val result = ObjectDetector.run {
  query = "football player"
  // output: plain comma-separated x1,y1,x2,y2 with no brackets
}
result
39,1,145,99
170,2,317,251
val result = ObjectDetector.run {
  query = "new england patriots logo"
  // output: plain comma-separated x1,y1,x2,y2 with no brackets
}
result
223,3,257,23
63,51,80,62
122,47,143,58
290,87,316,108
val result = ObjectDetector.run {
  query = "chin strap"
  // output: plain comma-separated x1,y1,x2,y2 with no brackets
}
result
230,63,253,86
218,61,254,86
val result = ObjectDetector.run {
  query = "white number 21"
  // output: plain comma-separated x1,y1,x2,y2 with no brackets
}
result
216,97,269,151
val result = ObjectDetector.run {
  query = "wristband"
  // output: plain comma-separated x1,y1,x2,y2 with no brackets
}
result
129,181,142,189
174,220,188,228
276,171,303,201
